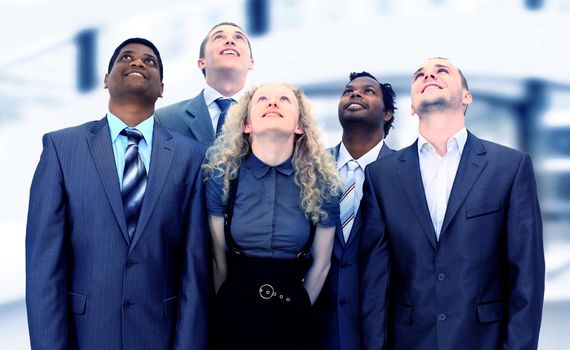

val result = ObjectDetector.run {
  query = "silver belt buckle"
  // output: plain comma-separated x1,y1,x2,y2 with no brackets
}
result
258,283,276,299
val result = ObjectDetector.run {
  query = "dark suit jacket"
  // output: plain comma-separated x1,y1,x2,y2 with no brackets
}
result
156,91,215,143
315,142,395,350
357,131,544,350
26,118,212,350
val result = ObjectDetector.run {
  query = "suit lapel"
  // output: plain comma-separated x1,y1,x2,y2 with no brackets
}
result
397,143,438,250
439,132,487,240
129,123,175,251
186,91,215,143
87,117,130,244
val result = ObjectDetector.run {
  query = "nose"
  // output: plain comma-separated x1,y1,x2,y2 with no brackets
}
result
130,57,145,67
268,96,278,107
225,37,236,45
424,73,436,80
350,89,362,98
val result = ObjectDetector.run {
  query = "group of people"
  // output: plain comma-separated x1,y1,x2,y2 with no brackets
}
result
25,21,545,350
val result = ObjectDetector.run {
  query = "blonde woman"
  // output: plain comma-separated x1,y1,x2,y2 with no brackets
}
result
203,83,341,349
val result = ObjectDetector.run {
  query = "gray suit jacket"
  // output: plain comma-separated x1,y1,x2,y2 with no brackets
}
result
156,90,215,143
315,142,395,350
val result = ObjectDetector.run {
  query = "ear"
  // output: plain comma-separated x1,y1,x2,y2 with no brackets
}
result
383,110,393,122
462,89,473,106
159,82,164,98
197,58,206,71
104,73,109,89
243,119,251,134
294,123,304,135
248,57,255,71
410,102,416,116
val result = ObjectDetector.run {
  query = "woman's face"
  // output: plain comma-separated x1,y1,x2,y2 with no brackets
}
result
244,83,303,138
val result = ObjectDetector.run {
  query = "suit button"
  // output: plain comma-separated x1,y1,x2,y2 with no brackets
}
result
437,273,446,281
438,313,447,321
126,259,137,267
340,262,352,268
339,298,350,306
123,301,134,309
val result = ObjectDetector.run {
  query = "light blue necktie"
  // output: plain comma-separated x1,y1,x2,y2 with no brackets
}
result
215,98,233,135
121,128,147,241
340,160,359,242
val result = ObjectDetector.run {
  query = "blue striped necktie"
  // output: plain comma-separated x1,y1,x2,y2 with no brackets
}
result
121,128,147,241
340,160,359,242
215,98,233,135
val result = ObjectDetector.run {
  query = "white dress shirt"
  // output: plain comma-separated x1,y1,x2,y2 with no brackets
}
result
418,128,467,240
336,140,384,216
203,85,245,131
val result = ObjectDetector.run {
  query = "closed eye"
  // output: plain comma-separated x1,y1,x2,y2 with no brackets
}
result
280,96,290,102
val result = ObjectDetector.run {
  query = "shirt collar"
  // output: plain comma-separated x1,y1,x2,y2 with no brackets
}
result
203,84,245,107
245,152,295,179
336,139,384,171
417,127,467,155
107,111,154,145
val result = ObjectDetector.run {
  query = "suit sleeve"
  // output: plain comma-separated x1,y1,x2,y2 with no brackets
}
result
358,166,390,350
174,159,213,350
25,133,70,350
504,154,545,349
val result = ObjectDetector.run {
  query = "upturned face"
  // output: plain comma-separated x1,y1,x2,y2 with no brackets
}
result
104,43,163,101
410,58,471,115
198,24,254,76
244,83,303,138
338,76,391,130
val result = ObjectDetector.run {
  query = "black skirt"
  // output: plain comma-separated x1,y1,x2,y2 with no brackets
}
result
214,254,315,350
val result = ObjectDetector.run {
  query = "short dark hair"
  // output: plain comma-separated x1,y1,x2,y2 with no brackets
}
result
349,71,397,137
198,22,253,77
108,37,163,81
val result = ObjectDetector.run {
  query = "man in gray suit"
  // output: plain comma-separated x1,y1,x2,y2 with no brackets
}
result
156,22,254,143
314,71,396,350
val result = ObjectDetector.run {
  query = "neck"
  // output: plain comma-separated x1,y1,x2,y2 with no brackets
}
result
206,69,246,97
109,99,155,127
418,111,464,156
250,133,295,166
342,126,384,159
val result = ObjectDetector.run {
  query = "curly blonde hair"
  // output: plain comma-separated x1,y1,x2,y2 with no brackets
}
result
203,83,341,223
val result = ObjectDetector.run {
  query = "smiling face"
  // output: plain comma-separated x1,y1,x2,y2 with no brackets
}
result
243,83,303,139
197,24,254,77
104,43,163,101
338,76,391,132
411,58,471,116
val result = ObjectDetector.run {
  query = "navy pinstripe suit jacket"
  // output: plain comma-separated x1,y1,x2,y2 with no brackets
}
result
26,117,212,350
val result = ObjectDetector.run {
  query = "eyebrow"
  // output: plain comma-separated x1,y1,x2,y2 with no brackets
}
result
210,30,246,38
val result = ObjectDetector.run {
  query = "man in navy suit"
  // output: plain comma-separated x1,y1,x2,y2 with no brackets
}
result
315,72,396,350
26,38,211,350
358,58,545,350
156,22,254,143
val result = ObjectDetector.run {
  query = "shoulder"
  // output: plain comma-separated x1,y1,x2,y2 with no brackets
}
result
469,133,530,166
156,92,204,117
45,119,104,143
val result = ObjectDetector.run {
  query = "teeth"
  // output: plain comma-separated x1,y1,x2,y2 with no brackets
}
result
264,112,281,117
424,85,439,91
222,50,237,56
128,72,143,77
347,103,364,109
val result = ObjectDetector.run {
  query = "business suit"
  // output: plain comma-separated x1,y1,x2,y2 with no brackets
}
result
156,91,215,143
26,117,212,350
357,131,544,350
315,142,394,350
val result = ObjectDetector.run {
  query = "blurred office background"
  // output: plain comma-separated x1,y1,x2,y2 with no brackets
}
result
1,0,568,348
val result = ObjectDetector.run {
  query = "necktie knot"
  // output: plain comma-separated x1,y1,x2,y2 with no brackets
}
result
215,98,233,113
346,159,359,172
121,128,144,145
